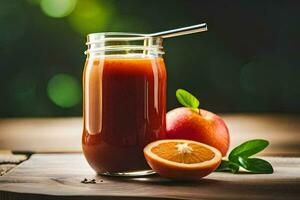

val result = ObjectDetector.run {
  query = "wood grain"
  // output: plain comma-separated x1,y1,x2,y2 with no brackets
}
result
0,154,299,200
0,114,300,155
0,151,27,176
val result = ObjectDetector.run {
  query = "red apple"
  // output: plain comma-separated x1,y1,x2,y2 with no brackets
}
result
166,107,230,156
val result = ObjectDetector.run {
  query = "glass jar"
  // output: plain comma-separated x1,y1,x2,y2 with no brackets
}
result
82,33,167,176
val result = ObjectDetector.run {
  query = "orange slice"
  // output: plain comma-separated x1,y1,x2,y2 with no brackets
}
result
144,139,222,180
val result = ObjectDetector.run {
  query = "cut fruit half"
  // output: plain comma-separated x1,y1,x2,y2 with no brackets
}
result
144,139,222,180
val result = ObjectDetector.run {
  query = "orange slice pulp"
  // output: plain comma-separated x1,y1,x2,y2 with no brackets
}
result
144,139,222,180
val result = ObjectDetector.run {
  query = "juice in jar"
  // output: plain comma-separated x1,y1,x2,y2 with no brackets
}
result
82,55,166,174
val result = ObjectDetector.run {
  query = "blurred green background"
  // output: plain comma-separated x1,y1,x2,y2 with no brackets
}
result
1,0,299,117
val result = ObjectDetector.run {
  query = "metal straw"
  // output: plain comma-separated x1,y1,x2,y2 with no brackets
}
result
146,23,208,38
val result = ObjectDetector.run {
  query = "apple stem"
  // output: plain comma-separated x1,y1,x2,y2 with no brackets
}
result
192,108,201,115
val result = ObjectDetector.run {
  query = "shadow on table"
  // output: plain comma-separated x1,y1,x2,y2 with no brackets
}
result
102,174,221,186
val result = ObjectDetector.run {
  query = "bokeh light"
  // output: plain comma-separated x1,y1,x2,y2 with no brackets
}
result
47,73,81,108
40,0,77,18
68,0,111,35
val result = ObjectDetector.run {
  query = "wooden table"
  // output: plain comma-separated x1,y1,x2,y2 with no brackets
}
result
0,154,299,200
0,115,299,199
0,114,300,155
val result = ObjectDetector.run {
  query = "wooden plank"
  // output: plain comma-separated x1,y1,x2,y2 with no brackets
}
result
0,151,27,176
0,154,299,200
0,118,82,153
0,115,300,155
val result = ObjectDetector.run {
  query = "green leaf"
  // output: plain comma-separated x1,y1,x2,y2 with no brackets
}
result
238,157,274,174
229,139,269,163
215,160,239,173
176,89,199,109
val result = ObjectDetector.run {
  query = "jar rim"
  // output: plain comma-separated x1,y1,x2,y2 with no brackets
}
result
86,32,161,44
85,32,164,56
